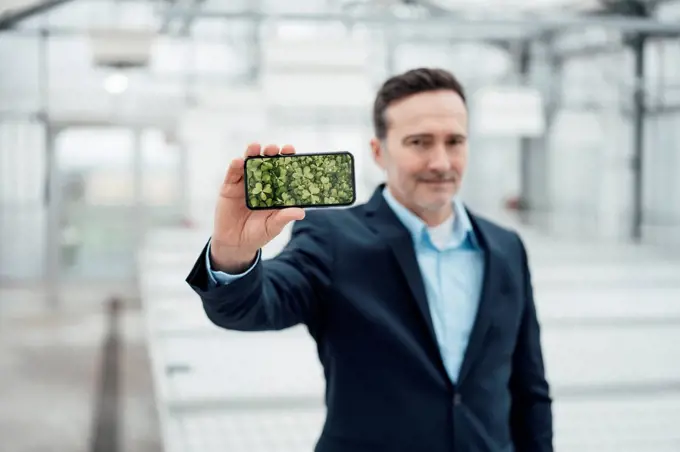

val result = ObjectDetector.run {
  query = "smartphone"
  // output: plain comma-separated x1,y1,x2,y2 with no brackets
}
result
244,151,356,209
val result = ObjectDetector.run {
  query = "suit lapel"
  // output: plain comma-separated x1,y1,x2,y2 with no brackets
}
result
363,186,439,353
457,211,513,385
386,234,436,342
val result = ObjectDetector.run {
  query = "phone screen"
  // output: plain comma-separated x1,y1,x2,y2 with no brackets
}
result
244,152,356,209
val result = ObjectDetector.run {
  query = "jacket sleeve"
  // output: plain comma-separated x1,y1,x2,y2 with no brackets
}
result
185,212,333,332
509,234,554,451
205,239,262,286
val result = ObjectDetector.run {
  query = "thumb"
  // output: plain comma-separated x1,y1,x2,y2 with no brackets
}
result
268,208,306,236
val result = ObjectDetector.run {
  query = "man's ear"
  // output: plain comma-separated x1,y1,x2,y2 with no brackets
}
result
370,138,386,170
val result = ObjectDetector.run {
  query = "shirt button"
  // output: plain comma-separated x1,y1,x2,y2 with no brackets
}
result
453,394,462,405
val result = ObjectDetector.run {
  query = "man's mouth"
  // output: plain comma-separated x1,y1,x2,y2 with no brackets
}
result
420,179,455,184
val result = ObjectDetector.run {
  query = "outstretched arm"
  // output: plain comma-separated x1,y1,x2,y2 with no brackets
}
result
186,212,333,332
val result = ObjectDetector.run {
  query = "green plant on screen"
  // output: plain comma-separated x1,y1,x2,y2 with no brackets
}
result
246,153,353,208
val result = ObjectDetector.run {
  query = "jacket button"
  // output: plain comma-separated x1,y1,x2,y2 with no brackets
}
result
453,394,462,405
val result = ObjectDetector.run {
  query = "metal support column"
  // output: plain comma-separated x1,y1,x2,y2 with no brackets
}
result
44,126,61,306
247,0,262,83
38,26,62,306
517,41,532,222
132,128,144,248
177,138,189,222
179,21,195,225
631,34,646,241
385,29,396,77
517,36,560,228
541,38,562,231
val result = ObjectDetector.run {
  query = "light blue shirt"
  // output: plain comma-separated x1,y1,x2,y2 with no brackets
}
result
206,188,485,384
381,188,485,383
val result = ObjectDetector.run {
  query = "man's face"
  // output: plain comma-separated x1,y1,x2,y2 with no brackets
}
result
371,89,469,224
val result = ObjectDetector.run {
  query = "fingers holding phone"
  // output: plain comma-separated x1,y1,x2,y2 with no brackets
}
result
280,144,295,155
219,158,245,199
219,143,292,198
211,143,308,272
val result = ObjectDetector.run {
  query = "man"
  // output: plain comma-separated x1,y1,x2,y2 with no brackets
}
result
186,67,553,452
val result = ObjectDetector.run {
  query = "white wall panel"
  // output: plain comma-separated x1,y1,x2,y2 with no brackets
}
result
643,111,680,247
0,35,41,113
646,38,680,107
261,72,373,108
150,38,190,73
191,86,266,110
472,86,545,137
262,37,368,70
192,42,247,74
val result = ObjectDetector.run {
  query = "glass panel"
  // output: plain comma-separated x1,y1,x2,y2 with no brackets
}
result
55,126,138,282
0,119,46,281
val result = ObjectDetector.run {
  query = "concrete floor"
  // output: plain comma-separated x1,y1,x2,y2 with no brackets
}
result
2,222,680,452
0,291,162,452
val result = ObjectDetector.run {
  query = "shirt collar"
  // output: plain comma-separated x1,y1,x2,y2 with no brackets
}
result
381,186,478,250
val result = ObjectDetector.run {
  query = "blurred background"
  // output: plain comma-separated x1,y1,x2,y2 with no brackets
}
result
1,0,680,451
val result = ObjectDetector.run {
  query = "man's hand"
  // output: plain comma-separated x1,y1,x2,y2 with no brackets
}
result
210,143,305,273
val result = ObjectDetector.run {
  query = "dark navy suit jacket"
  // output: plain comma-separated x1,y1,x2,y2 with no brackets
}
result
186,185,553,452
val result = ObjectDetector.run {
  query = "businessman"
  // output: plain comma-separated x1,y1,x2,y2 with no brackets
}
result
186,67,553,452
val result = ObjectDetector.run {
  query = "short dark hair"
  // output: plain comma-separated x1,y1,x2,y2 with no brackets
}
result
372,67,466,139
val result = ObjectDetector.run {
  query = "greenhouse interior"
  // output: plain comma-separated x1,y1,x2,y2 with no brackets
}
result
1,0,680,451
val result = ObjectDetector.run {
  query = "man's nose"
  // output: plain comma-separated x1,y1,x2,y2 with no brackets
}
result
428,146,451,172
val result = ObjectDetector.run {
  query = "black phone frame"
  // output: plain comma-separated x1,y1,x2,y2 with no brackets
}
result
244,151,357,210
